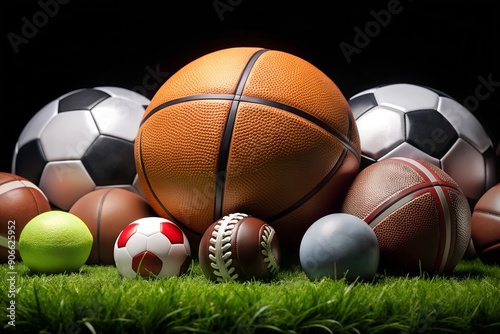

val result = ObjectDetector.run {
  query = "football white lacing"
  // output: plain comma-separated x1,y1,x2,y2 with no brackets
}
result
261,225,279,274
208,212,247,282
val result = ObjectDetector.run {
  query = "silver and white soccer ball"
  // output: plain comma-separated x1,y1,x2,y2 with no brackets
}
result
114,217,191,278
12,86,150,210
349,83,496,205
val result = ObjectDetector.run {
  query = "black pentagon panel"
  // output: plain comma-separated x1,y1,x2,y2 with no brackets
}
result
349,93,377,119
13,139,47,185
58,89,111,112
81,135,136,186
405,109,458,159
483,146,497,191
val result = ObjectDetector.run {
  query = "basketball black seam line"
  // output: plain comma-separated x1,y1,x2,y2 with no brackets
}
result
240,96,360,161
139,50,359,225
140,94,235,125
141,93,360,161
96,188,113,264
267,148,349,223
214,49,269,220
26,186,42,215
137,131,200,236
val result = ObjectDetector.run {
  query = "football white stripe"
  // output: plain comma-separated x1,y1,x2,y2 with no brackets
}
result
392,157,438,182
368,193,416,228
0,180,47,201
388,157,453,272
434,185,452,273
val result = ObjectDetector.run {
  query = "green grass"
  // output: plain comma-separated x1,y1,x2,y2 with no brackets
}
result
1,259,499,334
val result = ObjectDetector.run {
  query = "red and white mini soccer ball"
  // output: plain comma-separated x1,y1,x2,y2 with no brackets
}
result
114,217,191,278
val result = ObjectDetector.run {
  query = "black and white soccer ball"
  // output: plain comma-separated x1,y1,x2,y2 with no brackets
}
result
12,86,150,210
349,83,497,205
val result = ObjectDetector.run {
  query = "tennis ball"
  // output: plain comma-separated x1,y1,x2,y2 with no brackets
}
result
19,210,93,274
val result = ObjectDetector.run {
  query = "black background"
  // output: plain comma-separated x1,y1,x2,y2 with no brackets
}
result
2,0,499,175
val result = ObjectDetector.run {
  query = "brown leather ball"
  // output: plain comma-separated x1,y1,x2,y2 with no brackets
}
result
199,213,281,282
342,157,471,275
0,172,52,262
69,188,156,265
471,183,500,266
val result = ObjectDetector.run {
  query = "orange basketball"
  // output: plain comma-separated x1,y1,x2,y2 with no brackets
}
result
135,47,361,264
342,157,471,276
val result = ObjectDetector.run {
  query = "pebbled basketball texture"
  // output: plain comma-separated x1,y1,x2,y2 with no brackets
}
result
0,172,52,262
69,188,156,265
135,47,361,265
471,183,500,266
342,157,471,275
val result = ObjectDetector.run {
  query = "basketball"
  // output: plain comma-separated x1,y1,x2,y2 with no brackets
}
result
69,188,156,265
135,47,361,264
0,172,52,262
471,183,500,266
341,157,471,275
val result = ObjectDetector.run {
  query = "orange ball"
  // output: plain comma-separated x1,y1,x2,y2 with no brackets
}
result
135,47,361,265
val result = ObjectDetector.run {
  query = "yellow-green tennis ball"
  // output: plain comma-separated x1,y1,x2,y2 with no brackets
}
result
19,210,93,274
